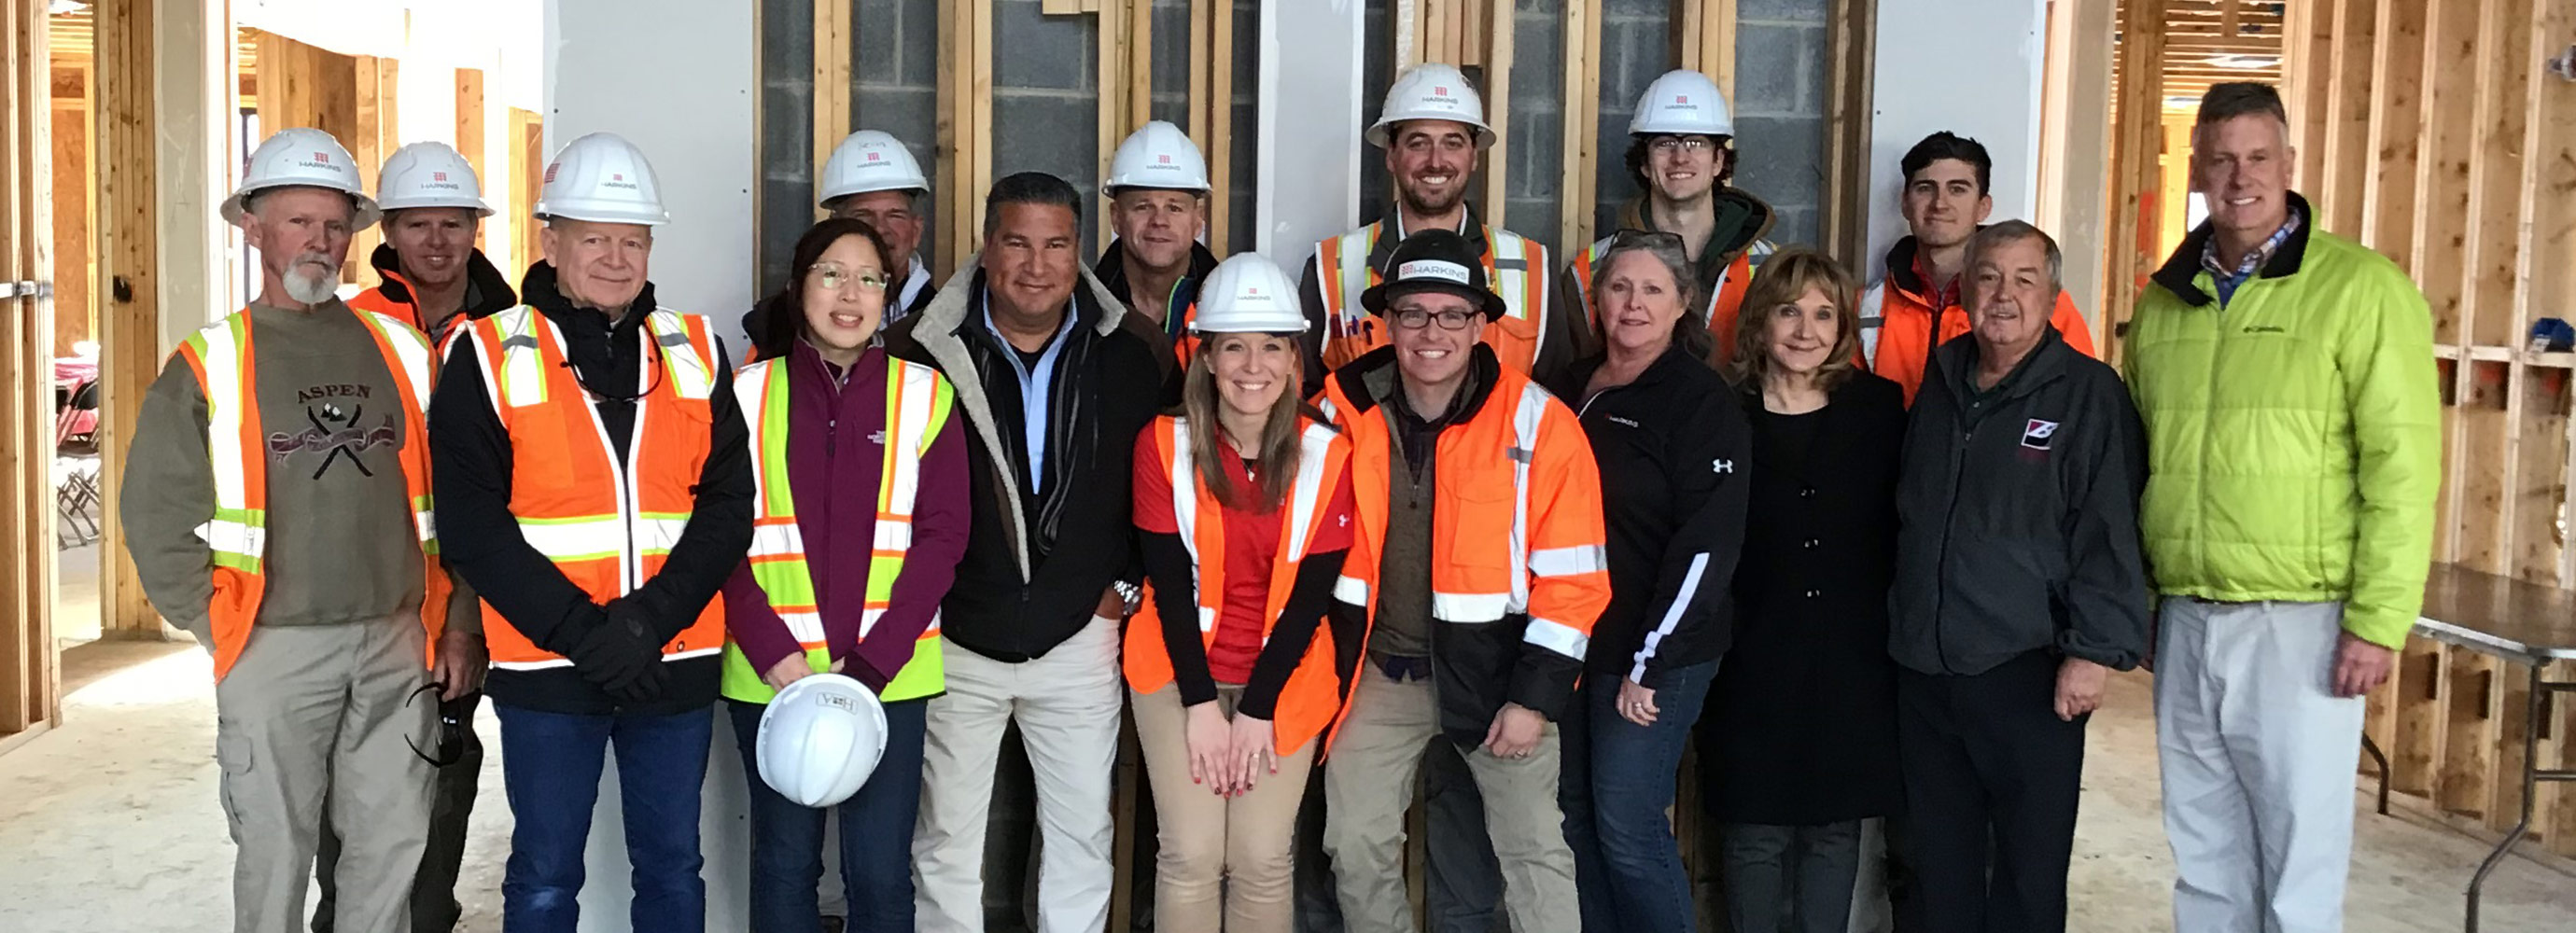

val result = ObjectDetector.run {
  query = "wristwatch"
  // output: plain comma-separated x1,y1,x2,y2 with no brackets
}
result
1113,580,1143,617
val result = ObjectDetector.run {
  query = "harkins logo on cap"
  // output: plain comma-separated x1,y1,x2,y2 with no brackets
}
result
1395,259,1473,286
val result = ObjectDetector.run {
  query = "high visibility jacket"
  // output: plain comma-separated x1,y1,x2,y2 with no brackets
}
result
1124,413,1365,756
456,304,729,670
1312,221,1554,375
720,354,959,703
1566,236,1758,369
1317,347,1612,740
1857,236,2097,406
347,244,519,349
176,308,451,682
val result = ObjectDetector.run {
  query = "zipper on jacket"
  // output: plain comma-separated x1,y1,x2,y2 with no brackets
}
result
1929,391,1975,676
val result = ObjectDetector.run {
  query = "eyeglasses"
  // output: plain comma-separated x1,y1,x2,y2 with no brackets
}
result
402,683,469,768
1391,307,1479,331
1648,135,1716,154
810,262,890,294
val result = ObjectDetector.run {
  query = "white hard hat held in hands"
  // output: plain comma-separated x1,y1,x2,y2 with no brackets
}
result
376,142,495,216
1102,120,1211,197
819,130,931,206
1192,253,1308,335
1367,63,1495,149
223,128,381,230
1630,69,1735,137
757,673,890,809
535,132,670,226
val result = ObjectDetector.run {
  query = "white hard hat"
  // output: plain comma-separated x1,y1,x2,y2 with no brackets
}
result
819,130,931,206
534,132,670,226
1101,120,1211,197
1630,69,1735,137
1366,63,1494,149
376,142,495,216
756,673,890,809
222,128,380,230
1191,253,1308,334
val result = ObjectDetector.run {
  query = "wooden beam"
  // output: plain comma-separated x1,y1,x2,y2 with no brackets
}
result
2393,637,2446,794
512,108,543,284
2359,0,2425,272
2317,0,2376,237
455,69,485,250
1673,0,1738,101
2105,0,2166,368
1127,0,1153,139
2280,0,2333,194
812,0,852,217
2510,0,2574,588
1207,0,1234,255
937,0,994,272
2454,0,2535,576
1559,0,1602,258
1479,0,1513,230
94,0,161,641
351,55,387,283
1188,0,1212,157
3,0,63,736
2438,648,2499,818
1821,0,1878,272
1096,0,1129,246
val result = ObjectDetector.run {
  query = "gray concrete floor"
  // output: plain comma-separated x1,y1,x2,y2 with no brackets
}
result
0,656,2568,931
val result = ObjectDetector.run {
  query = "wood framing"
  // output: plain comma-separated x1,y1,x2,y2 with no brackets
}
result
1821,0,1876,272
512,107,543,285
2316,0,2375,235
2104,0,2166,365
1479,0,1513,230
93,0,159,639
1206,0,1234,255
936,0,994,272
813,0,851,214
456,68,485,249
1559,0,1602,258
1672,0,1738,101
3,0,62,737
2358,0,2423,271
350,56,394,283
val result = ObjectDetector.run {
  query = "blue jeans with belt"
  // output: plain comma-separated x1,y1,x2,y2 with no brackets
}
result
495,702,714,933
1560,659,1719,933
726,697,930,933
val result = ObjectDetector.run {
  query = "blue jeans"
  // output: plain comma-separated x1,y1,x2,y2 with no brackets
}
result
495,702,714,933
1560,660,1717,933
726,697,929,933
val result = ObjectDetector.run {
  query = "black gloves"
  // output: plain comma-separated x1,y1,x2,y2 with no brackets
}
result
563,600,669,703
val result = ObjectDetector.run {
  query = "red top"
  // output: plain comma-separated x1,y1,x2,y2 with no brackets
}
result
1134,432,1357,685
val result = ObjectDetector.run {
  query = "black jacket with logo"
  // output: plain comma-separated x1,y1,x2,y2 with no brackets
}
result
1890,327,2151,676
1546,345,1752,689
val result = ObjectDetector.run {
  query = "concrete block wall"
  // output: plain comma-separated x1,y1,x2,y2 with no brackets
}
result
992,0,1104,256
1505,0,1566,247
1593,0,1833,248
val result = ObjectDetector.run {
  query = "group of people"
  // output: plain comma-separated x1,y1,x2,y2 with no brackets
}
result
121,58,2438,933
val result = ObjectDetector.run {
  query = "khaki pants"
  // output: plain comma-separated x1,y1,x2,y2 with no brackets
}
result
213,615,434,933
1322,667,1577,933
913,615,1124,933
1131,683,1316,933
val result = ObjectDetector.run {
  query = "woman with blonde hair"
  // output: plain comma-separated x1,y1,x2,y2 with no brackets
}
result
1701,246,1907,933
1126,252,1365,933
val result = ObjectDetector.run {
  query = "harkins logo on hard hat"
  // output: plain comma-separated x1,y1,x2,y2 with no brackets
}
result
313,152,331,164
1157,154,1172,164
1395,259,1473,286
867,152,881,161
432,172,449,182
1434,86,1449,95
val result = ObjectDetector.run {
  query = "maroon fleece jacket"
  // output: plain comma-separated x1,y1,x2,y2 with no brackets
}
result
723,341,971,692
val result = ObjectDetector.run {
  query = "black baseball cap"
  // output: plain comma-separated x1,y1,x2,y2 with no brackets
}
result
1359,230,1508,321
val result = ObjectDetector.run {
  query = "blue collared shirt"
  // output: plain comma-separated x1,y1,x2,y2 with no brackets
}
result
981,291,1077,491
2202,211,2302,307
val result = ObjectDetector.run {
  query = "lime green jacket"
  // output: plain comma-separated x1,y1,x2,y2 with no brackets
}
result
2122,195,2440,648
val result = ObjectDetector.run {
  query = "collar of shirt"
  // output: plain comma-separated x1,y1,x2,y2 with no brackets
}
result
2201,210,2302,300
981,289,1078,490
1911,249,1961,310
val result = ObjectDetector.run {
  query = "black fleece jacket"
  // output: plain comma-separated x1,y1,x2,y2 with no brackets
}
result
1547,344,1752,689
428,263,753,715
1890,327,2151,676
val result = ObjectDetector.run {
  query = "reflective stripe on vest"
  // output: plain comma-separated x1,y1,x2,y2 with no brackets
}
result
1408,381,1596,662
470,304,726,671
180,308,449,681
719,355,957,703
1573,235,1754,367
1317,224,1547,371
1125,414,1355,756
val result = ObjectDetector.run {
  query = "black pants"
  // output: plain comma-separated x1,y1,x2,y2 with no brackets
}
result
1894,651,2086,933
314,691,483,933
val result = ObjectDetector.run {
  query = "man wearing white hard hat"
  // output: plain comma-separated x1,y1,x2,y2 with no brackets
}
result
1299,63,1579,397
1564,69,1779,370
120,126,464,933
306,139,512,933
428,132,754,933
819,130,938,321
1095,120,1219,369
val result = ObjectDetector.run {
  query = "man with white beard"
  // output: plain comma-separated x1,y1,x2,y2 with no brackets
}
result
120,127,462,933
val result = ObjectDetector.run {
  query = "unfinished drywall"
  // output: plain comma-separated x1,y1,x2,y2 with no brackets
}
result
1863,0,2048,283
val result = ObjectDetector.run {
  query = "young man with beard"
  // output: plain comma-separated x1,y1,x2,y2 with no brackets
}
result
121,127,464,933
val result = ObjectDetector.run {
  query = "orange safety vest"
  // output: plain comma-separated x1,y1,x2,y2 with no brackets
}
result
1314,222,1552,376
1566,236,1757,369
175,308,452,682
1315,360,1611,742
457,304,730,670
1859,279,2097,407
1123,414,1363,757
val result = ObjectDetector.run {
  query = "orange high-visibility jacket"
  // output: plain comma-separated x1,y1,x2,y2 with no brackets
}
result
1124,413,1366,757
1315,346,1612,741
1566,236,1758,369
175,308,452,682
455,304,730,670
1306,219,1555,376
1857,238,2097,406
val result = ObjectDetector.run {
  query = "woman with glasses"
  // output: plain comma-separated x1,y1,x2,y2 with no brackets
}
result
1563,68,1779,369
1543,231,1752,932
719,216,972,933
1700,247,1905,933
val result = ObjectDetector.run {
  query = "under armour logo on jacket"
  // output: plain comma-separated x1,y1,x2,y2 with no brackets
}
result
1711,458,1734,474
